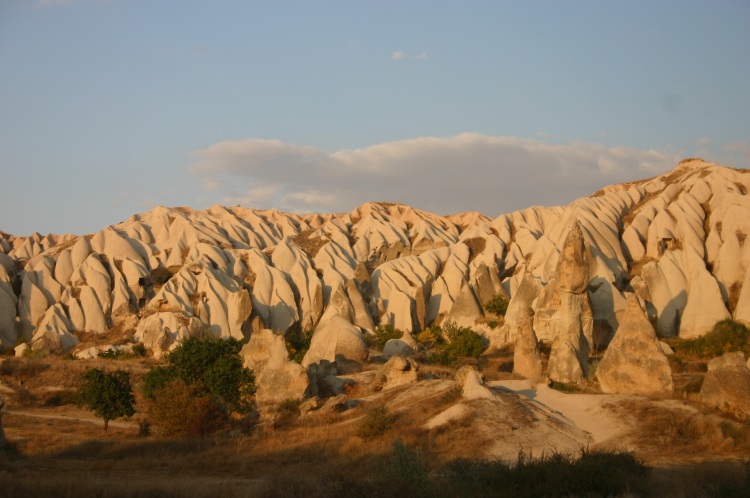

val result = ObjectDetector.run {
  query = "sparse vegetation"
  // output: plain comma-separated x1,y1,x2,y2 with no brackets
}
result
672,319,750,359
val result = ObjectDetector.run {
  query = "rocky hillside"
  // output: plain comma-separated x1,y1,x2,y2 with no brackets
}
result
1,159,749,386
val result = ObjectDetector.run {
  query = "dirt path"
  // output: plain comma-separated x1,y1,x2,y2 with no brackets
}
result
1,409,137,429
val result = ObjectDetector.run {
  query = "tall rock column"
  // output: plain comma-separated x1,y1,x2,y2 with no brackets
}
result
547,223,594,384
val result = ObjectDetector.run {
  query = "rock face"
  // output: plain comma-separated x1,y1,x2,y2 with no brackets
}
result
134,311,204,359
241,329,311,406
512,307,543,379
700,352,750,421
546,224,593,384
595,295,674,395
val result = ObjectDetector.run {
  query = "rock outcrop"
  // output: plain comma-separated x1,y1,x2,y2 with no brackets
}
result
512,306,543,379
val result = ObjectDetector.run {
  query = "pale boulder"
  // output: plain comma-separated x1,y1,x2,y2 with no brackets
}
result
372,355,418,391
301,315,368,372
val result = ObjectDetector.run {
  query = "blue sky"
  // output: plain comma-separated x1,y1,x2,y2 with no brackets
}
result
1,1,748,236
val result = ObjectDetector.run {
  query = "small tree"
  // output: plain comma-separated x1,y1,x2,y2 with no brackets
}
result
75,368,135,430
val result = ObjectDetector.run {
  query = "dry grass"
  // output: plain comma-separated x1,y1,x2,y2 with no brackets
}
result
291,229,329,259
614,398,750,463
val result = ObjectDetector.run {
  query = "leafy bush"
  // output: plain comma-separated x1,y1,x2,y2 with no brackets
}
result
75,368,135,430
142,337,255,414
431,322,487,366
674,319,750,359
365,324,404,351
484,294,509,316
357,404,397,438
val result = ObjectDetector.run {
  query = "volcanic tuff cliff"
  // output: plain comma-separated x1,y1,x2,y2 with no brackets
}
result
1,159,749,374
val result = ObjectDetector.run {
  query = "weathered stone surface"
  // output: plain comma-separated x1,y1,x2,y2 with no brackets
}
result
546,224,594,384
373,355,418,390
513,307,543,379
241,328,311,406
596,295,674,395
134,311,203,359
455,365,495,400
301,315,368,372
700,352,750,421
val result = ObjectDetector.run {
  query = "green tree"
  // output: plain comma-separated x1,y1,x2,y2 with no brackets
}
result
75,368,135,430
142,337,256,414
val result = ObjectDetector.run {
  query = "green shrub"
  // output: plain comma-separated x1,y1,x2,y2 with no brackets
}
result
431,322,487,366
484,294,509,316
365,324,404,351
674,320,750,359
357,404,397,439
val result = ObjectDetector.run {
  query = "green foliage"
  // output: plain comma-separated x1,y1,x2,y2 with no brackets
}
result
484,294,509,316
97,343,148,360
443,449,647,497
285,328,314,364
674,319,750,359
365,324,404,351
430,322,488,366
75,368,135,430
549,381,580,393
142,337,255,414
357,404,397,439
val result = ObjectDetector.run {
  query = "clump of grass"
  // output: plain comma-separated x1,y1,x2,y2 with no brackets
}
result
427,322,488,366
285,328,314,364
378,440,428,496
357,404,397,439
550,381,580,393
673,320,750,359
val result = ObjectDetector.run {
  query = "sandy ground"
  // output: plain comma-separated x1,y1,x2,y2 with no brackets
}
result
489,379,634,451
2,408,137,429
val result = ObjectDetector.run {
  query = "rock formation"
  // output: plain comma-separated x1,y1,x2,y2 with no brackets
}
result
595,295,673,395
512,306,543,379
700,352,750,421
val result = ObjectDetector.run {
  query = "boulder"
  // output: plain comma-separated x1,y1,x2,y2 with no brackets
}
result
700,352,750,421
595,295,674,395
240,329,311,406
301,315,368,373
14,343,29,357
455,365,495,400
372,355,418,391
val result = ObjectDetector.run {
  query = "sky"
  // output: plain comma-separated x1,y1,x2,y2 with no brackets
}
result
1,0,748,236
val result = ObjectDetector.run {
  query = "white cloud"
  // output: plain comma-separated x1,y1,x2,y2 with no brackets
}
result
391,50,427,61
190,134,680,217
391,50,407,60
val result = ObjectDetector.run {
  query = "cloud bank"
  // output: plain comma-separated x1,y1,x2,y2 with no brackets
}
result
190,134,680,217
